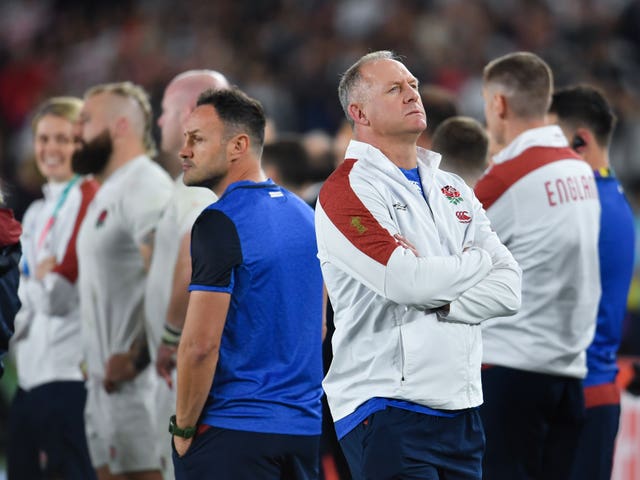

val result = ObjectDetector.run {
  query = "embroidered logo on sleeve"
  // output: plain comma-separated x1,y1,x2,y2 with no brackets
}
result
456,211,471,223
441,185,463,205
350,216,367,234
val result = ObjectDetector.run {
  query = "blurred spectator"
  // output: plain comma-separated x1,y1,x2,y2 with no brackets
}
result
431,116,489,187
0,188,21,378
417,84,459,149
262,135,312,199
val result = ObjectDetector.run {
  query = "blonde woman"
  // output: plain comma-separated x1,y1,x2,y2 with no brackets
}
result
8,97,98,480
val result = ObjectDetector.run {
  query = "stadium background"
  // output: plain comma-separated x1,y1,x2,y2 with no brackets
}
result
1,0,639,477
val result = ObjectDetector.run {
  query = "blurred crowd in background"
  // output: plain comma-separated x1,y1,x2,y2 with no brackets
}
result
1,0,640,466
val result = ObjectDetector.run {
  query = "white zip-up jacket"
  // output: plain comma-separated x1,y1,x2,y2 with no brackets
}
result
316,140,521,423
13,177,98,390
475,126,601,378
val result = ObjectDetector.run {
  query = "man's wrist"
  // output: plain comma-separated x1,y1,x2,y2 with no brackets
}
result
161,322,182,346
169,415,196,438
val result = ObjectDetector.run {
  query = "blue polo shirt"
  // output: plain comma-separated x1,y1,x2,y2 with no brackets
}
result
584,170,635,387
189,179,324,435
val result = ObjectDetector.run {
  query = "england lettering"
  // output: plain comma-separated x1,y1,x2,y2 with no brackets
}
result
544,175,597,207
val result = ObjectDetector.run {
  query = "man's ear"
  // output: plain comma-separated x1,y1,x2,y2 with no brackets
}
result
227,133,250,161
348,103,370,127
571,127,592,152
494,93,507,120
113,116,128,138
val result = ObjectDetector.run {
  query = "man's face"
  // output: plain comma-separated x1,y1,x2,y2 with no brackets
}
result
71,93,113,175
356,59,426,137
158,86,186,156
180,104,228,191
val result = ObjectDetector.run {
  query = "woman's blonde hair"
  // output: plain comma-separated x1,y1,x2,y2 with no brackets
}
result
31,96,83,133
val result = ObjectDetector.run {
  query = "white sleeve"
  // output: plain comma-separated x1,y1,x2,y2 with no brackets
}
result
316,177,493,308
442,193,522,324
122,177,172,246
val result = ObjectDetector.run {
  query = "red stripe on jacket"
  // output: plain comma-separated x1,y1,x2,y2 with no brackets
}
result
52,179,99,283
319,159,397,266
475,146,581,210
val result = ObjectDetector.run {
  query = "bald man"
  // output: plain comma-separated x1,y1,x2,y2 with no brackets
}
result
144,70,228,479
73,82,173,480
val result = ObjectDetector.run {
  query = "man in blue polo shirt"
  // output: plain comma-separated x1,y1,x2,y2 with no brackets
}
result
549,84,635,480
170,87,324,480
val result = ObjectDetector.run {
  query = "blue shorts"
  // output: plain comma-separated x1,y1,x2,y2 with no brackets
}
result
172,425,320,480
481,366,585,480
339,406,485,480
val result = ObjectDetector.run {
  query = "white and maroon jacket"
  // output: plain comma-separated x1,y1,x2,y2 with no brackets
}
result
13,177,98,390
475,125,600,378
316,140,521,423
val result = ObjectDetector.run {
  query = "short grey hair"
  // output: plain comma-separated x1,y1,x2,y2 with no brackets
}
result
338,50,400,126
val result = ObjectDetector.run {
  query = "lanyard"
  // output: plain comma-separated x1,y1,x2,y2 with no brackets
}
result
37,175,81,250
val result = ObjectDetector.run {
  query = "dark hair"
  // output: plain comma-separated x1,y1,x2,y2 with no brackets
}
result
262,136,311,188
419,85,459,137
483,52,552,119
432,116,489,182
196,87,266,149
549,84,617,148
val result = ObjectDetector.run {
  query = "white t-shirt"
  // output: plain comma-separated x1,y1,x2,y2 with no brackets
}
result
77,156,173,379
144,174,215,358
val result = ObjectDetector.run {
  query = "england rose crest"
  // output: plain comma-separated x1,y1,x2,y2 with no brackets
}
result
441,185,463,205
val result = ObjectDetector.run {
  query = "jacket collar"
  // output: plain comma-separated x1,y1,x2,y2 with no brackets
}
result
493,125,568,165
345,140,442,182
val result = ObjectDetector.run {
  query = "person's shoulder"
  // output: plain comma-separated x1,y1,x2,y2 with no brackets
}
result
134,157,173,186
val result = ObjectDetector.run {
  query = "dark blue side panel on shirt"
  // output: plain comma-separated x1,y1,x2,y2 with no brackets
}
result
190,209,242,291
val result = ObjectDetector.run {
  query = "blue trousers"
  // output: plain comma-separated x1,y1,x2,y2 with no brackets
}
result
480,366,585,480
570,382,620,480
172,425,320,480
7,381,96,480
339,406,485,480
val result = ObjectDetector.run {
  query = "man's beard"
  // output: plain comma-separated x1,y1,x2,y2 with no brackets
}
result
71,130,113,176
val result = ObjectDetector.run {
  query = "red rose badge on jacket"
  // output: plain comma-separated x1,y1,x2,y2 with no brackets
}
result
441,185,463,205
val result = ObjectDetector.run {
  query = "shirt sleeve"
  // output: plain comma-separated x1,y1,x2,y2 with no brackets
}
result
441,191,522,324
189,209,242,293
121,174,172,246
316,163,493,308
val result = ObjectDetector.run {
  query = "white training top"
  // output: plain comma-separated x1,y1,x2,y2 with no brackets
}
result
316,140,521,422
77,156,173,379
14,177,97,390
144,174,216,359
476,125,601,378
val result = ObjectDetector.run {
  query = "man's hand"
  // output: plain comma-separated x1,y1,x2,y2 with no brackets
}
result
35,256,56,280
156,343,178,389
103,352,137,393
394,234,419,257
173,436,193,457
